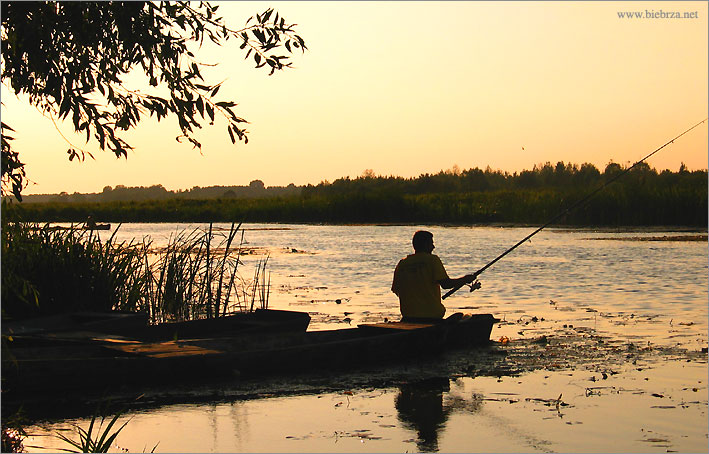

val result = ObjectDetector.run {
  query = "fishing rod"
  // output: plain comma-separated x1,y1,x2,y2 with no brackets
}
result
442,117,708,300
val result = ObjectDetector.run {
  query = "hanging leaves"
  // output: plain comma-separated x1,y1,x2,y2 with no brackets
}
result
0,1,307,199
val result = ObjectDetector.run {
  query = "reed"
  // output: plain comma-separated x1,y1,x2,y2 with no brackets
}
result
54,410,129,453
1,221,149,319
2,220,270,323
146,222,250,323
246,254,271,312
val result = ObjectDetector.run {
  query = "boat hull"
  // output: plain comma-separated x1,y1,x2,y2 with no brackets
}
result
3,309,311,342
1,313,498,394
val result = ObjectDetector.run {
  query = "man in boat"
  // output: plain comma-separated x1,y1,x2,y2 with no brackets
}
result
85,215,97,229
391,230,479,323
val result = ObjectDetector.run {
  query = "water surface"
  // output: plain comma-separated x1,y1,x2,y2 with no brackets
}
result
107,223,708,347
23,223,708,453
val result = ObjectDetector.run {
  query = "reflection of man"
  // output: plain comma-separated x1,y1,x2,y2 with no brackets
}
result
391,231,477,322
395,378,451,452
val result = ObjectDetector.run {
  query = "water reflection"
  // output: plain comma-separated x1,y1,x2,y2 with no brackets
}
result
395,377,452,452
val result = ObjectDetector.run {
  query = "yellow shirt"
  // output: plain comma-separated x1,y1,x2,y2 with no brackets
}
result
391,253,449,319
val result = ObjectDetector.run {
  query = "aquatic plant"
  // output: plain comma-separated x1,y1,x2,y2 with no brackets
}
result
1,217,270,323
147,222,248,323
54,410,129,453
1,219,149,319
247,254,271,312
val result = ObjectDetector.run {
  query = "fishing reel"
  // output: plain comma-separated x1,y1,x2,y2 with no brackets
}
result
442,275,481,300
467,279,482,292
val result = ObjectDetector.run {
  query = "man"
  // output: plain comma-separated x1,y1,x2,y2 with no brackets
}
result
391,230,478,322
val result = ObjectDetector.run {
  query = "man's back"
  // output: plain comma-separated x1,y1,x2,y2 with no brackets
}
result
391,252,449,319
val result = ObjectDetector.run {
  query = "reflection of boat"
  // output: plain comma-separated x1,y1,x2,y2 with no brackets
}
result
2,312,498,394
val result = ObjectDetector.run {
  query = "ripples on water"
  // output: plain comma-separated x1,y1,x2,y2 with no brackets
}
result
110,223,707,349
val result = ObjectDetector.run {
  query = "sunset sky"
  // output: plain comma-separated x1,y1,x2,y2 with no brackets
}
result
2,1,707,195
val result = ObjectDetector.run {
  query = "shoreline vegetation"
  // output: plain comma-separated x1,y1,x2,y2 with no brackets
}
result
1,222,270,321
4,162,707,227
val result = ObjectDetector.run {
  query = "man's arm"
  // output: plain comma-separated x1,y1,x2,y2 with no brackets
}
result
391,262,401,295
438,274,476,289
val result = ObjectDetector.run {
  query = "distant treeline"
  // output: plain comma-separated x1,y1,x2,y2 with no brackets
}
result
5,162,707,226
18,179,298,204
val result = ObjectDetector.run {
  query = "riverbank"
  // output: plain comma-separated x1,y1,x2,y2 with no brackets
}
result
7,218,709,232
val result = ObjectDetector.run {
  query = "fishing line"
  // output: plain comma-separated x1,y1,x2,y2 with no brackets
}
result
443,117,708,300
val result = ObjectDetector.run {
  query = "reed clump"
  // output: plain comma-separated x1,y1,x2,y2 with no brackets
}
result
1,221,270,323
1,221,148,319
146,222,271,324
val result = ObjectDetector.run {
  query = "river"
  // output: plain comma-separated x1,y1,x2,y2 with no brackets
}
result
22,223,708,453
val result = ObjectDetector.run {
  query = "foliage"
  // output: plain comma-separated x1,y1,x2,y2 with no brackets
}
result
1,410,27,453
1,427,24,453
1,121,24,201
18,181,300,204
1,1,306,199
300,161,706,199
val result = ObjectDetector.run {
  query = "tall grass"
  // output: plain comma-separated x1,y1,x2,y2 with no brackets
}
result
1,221,149,319
1,221,270,323
248,255,271,312
147,222,256,323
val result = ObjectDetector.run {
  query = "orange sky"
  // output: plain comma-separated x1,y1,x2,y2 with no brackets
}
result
2,1,707,195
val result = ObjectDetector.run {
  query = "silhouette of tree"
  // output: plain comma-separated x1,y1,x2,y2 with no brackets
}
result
1,1,306,200
249,179,265,190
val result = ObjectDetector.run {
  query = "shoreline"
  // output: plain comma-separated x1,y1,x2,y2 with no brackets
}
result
14,220,709,233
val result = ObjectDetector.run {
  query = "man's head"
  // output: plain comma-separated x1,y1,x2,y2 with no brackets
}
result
412,230,435,253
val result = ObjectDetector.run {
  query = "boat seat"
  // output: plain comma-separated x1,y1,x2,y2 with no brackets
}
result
103,341,224,358
357,322,435,331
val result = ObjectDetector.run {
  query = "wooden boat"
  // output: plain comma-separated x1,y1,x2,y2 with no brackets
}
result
26,223,111,231
1,312,497,394
2,311,149,337
108,308,312,341
211,313,499,375
2,309,311,342
85,223,111,230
